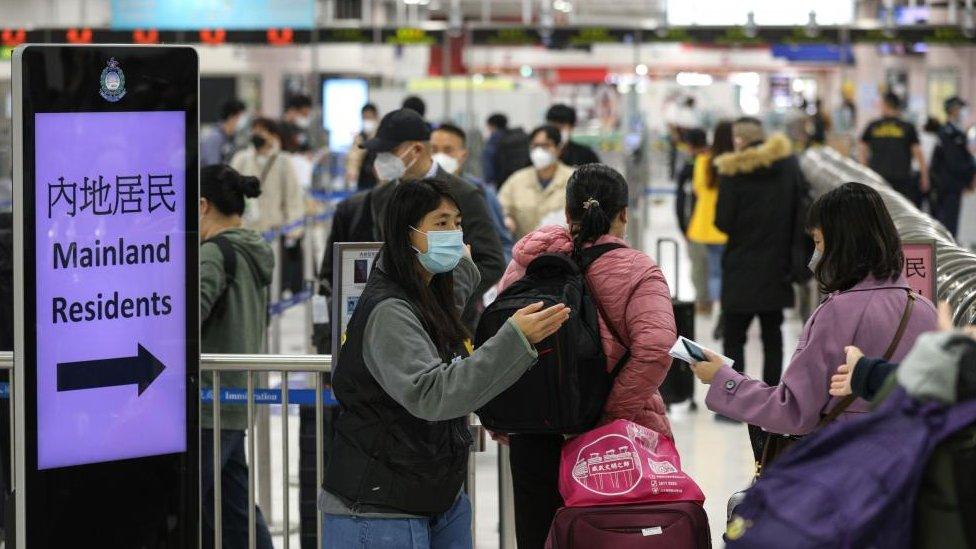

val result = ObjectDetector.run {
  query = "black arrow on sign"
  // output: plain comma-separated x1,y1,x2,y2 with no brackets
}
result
57,344,166,396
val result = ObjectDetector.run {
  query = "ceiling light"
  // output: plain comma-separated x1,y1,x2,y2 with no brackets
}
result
553,1,573,13
729,72,760,87
676,72,713,87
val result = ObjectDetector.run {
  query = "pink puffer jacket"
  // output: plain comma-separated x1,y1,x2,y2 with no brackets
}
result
498,225,677,436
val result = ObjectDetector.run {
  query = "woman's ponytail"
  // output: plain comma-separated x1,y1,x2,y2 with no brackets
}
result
566,164,629,259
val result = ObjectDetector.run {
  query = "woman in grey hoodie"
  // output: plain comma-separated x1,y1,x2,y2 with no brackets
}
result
321,178,570,549
199,164,275,549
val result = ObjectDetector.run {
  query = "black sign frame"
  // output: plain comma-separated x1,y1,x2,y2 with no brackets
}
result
12,44,199,549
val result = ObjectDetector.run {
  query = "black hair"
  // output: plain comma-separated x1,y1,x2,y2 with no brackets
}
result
201,164,261,216
251,117,283,141
683,128,707,149
219,99,247,121
530,124,562,147
924,116,942,133
362,103,378,116
883,92,902,111
545,104,577,127
487,113,508,130
402,95,427,117
381,178,468,354
735,115,763,127
285,94,312,111
566,164,629,260
806,182,903,293
709,120,735,188
434,123,467,146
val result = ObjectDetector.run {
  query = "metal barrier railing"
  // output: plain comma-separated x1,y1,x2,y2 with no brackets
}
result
205,353,331,549
1,352,493,548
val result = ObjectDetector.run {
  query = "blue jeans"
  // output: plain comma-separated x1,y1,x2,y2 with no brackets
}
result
323,493,472,549
705,244,725,301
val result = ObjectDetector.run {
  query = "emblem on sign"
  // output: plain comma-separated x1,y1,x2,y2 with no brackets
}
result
99,58,126,102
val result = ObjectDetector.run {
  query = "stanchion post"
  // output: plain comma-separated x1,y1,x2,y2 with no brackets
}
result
498,444,516,549
213,371,222,549
282,371,291,549
315,369,325,547
247,370,257,549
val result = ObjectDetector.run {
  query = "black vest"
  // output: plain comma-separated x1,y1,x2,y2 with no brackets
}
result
322,266,472,515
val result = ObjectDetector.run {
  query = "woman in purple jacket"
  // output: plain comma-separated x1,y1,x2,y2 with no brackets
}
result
690,182,938,435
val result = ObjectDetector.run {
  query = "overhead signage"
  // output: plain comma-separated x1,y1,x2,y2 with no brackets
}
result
111,0,315,30
1,24,974,48
382,27,440,45
35,110,188,469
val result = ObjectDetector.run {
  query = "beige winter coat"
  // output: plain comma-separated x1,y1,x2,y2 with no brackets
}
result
498,162,575,240
231,146,305,238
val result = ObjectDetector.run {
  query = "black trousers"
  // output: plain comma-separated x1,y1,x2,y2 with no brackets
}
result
281,236,305,296
935,189,963,237
509,434,565,549
723,310,785,386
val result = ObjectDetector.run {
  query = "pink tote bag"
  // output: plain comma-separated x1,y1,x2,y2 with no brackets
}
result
559,419,706,507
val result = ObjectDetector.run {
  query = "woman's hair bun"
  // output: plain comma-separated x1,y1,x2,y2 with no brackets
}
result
236,175,262,198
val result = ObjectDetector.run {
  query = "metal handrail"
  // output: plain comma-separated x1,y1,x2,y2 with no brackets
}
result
0,352,331,372
203,353,332,372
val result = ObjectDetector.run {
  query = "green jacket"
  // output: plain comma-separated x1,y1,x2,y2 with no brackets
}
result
200,228,275,430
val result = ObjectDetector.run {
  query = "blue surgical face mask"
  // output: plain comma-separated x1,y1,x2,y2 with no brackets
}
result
412,226,464,274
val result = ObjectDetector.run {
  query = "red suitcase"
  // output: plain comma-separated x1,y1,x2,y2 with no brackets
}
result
545,502,711,549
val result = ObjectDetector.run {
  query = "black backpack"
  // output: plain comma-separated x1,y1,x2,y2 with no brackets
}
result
475,244,629,434
494,128,531,186
202,235,269,332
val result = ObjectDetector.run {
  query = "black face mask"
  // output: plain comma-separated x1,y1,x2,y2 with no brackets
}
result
250,134,267,150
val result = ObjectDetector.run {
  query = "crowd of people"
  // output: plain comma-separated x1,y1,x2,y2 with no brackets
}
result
195,91,975,549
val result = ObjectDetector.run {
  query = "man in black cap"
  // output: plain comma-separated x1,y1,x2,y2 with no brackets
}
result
931,96,976,237
859,92,930,204
546,103,600,167
317,108,505,331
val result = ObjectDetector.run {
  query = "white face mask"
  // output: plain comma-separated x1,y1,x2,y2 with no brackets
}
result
294,116,311,129
374,148,417,182
432,152,461,175
530,147,556,170
560,129,571,146
808,248,823,272
362,119,379,135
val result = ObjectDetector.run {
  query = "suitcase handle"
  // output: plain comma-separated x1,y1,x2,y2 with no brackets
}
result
655,237,681,300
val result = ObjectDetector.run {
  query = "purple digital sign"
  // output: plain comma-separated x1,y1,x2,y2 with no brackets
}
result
34,111,187,470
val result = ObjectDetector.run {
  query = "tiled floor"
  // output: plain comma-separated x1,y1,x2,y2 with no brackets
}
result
265,193,807,548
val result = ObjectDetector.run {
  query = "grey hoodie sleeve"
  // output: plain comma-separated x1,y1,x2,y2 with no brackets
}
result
452,256,482,310
362,298,537,421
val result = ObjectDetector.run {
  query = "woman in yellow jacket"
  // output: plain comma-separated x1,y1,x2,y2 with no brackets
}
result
686,123,732,314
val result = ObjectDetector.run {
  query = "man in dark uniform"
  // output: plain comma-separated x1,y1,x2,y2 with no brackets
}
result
859,92,930,203
931,96,976,237
545,103,600,167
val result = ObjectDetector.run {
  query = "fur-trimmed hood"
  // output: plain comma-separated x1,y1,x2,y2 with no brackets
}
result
714,133,793,176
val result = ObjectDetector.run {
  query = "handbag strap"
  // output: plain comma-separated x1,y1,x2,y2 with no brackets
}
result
818,289,916,427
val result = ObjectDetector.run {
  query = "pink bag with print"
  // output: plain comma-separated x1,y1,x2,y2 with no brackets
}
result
559,419,705,507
